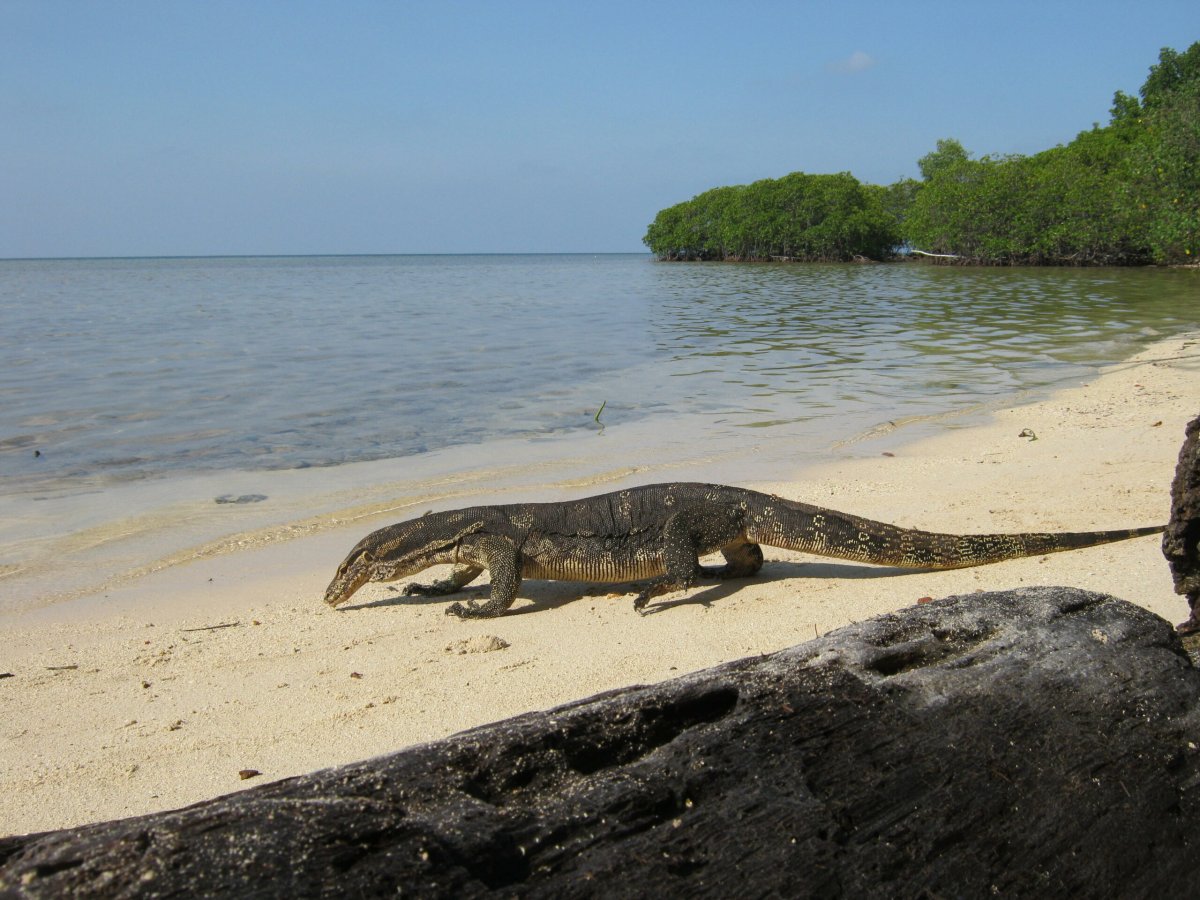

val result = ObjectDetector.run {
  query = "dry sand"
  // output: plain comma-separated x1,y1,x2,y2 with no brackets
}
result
2,333,1198,837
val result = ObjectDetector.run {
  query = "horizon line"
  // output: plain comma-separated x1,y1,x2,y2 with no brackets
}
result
0,250,652,263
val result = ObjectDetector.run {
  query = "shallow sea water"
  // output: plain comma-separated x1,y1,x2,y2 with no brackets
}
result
1,254,1197,611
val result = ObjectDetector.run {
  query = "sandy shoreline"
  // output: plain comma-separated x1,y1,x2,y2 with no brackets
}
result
2,333,1198,837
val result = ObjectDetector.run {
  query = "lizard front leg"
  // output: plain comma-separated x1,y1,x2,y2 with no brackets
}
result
445,536,523,619
403,564,484,597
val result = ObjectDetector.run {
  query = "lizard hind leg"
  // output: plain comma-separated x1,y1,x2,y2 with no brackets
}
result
701,539,764,579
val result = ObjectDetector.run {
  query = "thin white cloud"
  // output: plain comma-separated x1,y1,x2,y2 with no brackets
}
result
827,50,877,74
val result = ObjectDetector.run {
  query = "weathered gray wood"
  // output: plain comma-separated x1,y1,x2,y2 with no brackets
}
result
2,587,1199,898
1165,412,1200,633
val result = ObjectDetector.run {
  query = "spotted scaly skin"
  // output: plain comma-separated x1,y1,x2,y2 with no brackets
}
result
323,483,1165,618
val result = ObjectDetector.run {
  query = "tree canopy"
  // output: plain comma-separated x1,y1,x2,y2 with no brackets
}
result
642,172,899,262
644,42,1199,266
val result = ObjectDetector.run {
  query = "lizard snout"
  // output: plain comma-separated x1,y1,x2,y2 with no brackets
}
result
324,557,371,608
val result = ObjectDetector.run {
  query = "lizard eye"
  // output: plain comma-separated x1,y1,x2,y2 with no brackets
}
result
340,551,371,576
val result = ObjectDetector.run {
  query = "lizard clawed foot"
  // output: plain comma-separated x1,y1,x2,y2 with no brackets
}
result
632,574,698,615
405,581,459,597
446,599,499,619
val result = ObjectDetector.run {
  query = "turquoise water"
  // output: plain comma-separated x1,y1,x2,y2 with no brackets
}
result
1,254,1197,610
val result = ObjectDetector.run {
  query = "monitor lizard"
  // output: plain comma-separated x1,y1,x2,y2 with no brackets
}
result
324,482,1163,617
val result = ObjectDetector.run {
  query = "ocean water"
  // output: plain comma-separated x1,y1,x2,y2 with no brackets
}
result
1,254,1197,610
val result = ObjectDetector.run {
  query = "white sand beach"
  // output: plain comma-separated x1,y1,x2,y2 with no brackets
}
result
2,332,1198,837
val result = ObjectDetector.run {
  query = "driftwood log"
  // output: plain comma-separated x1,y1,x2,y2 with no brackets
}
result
2,587,1199,898
1165,412,1200,633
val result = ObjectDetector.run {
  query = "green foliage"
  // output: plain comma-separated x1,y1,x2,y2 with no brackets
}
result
903,41,1199,265
1139,43,1200,109
1126,61,1200,263
883,178,922,227
917,139,971,182
1109,89,1143,131
645,42,1199,266
904,126,1148,264
643,171,899,262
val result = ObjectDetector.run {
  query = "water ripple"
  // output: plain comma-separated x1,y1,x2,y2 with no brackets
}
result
0,255,1196,496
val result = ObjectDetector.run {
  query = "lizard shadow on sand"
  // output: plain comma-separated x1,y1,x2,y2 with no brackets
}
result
343,582,602,615
641,560,924,616
341,559,923,616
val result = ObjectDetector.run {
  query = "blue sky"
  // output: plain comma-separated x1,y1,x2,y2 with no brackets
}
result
2,1,1195,257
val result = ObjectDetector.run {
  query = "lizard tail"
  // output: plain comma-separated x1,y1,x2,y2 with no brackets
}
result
900,524,1166,570
742,493,1165,569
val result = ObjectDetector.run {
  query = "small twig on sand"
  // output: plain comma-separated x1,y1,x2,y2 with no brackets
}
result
180,622,241,633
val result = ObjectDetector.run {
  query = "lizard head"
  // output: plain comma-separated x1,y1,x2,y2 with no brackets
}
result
324,514,486,608
324,543,377,608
